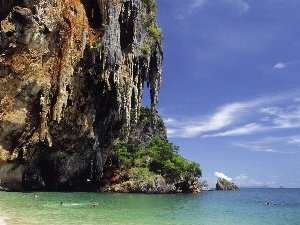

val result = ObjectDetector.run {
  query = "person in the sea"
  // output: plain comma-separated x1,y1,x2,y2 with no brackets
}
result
34,194,37,199
60,202,64,206
89,203,98,208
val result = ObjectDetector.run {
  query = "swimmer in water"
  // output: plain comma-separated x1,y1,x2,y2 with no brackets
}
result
89,203,98,208
60,202,64,206
34,194,37,199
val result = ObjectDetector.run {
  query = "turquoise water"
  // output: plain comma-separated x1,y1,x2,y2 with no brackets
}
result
0,189,299,225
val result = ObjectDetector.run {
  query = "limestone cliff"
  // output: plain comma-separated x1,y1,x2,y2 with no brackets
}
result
0,0,162,191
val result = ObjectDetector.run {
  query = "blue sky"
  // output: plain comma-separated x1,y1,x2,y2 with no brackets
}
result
151,0,300,188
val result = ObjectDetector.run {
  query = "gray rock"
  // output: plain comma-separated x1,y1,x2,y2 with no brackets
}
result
216,179,239,190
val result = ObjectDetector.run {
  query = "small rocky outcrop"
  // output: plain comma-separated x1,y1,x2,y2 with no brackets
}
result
216,178,239,190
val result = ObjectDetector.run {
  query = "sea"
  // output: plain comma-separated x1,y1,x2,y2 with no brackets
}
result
0,188,299,225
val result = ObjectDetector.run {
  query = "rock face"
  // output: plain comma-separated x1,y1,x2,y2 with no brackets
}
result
100,172,178,194
216,179,239,190
0,0,162,191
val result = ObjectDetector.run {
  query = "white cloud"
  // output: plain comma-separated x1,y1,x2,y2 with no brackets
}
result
182,103,246,136
234,174,263,187
288,136,300,145
191,0,206,8
261,106,300,128
188,0,249,13
226,0,250,11
294,98,300,103
165,90,300,139
214,172,232,181
273,60,300,70
273,62,287,69
203,123,263,137
229,135,299,155
166,100,262,138
272,60,299,70
188,0,206,13
260,107,283,115
231,142,280,153
164,118,175,124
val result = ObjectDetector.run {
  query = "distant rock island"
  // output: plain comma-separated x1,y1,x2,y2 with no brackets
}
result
216,178,239,190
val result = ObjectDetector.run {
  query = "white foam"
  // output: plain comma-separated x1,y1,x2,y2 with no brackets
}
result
0,216,7,225
0,207,7,225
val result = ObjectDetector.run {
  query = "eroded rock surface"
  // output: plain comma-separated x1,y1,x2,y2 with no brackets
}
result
0,0,162,191
216,179,239,190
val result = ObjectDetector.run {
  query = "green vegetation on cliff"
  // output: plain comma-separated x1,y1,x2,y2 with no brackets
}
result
103,107,202,193
140,0,162,55
216,178,239,190
113,135,201,182
218,178,231,187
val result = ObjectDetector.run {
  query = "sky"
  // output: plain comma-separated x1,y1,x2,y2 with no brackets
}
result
150,0,300,188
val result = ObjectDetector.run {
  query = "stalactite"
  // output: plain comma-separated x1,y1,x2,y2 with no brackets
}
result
0,0,162,191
